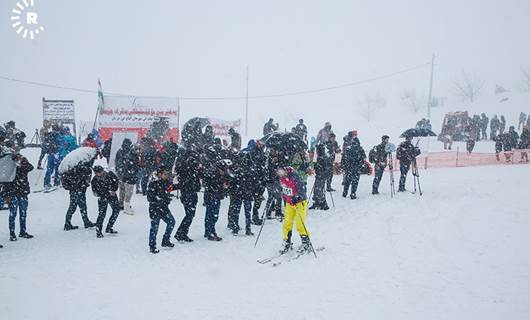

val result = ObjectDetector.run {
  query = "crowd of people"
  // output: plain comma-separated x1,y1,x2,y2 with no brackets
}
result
0,117,429,254
437,112,530,161
10,111,530,253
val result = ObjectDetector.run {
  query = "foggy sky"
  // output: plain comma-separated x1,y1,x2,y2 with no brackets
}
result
1,0,530,136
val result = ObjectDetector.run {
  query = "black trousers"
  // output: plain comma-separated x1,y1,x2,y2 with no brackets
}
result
65,190,91,226
176,192,198,237
343,170,360,195
399,162,411,191
372,165,385,192
96,195,121,232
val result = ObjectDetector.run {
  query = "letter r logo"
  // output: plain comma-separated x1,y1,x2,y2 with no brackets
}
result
26,12,38,24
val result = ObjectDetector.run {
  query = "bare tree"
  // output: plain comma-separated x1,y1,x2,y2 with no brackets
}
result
400,89,425,113
453,71,485,103
520,68,530,92
357,93,386,122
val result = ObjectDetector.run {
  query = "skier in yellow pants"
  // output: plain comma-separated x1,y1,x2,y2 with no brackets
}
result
277,166,310,254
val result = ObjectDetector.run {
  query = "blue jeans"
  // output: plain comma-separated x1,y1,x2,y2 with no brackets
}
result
8,196,28,235
44,153,61,187
228,196,252,233
149,207,175,248
204,192,221,236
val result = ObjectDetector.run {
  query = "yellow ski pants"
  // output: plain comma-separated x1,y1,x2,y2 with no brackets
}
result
282,200,309,240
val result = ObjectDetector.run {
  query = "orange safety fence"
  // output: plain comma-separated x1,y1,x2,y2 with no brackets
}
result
325,149,530,176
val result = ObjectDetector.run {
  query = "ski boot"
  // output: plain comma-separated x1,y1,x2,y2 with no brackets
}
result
279,240,293,255
298,236,312,254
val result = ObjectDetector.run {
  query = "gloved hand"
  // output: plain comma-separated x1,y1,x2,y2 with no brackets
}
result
291,195,301,204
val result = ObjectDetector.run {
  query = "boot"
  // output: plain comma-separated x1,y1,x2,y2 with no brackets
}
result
150,247,160,254
96,228,104,238
298,236,311,253
105,228,118,234
251,215,263,225
64,223,79,231
245,229,254,236
10,233,17,242
308,203,320,210
279,240,292,254
372,189,379,195
161,237,175,248
84,222,96,229
207,234,223,241
321,203,330,210
19,232,34,239
175,234,193,242
350,193,357,199
342,191,347,198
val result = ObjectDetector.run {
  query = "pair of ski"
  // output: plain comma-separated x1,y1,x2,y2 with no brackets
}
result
257,246,325,267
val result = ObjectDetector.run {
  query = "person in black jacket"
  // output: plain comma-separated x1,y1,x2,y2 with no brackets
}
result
227,155,254,236
370,135,390,195
101,138,112,164
91,165,121,238
116,138,140,214
173,148,202,242
341,137,366,199
246,140,267,225
62,161,96,230
324,133,341,192
203,159,232,241
1,154,34,241
264,149,284,218
309,143,330,210
147,166,176,254
396,136,421,192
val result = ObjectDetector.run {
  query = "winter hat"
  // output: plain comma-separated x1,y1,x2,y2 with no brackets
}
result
93,165,104,173
382,135,390,141
351,130,358,137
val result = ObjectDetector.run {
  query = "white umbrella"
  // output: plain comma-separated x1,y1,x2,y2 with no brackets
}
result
59,147,97,174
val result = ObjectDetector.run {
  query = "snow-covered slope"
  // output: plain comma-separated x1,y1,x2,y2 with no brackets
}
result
1,150,529,319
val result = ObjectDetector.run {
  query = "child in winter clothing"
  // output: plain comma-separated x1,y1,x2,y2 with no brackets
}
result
147,166,176,253
277,166,311,254
91,165,121,238
1,154,34,241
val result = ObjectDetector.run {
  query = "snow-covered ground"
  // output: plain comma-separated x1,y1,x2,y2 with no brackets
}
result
1,153,529,319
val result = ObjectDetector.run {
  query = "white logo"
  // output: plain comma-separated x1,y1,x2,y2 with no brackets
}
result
11,0,44,40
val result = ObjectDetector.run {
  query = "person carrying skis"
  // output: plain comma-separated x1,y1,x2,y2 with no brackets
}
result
1,153,34,241
62,159,96,230
147,166,176,253
91,165,121,238
277,166,310,254
396,136,421,192
369,135,390,195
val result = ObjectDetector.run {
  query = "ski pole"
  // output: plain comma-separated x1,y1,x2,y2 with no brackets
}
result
293,203,317,259
34,155,48,187
308,180,315,202
414,159,423,196
254,199,272,248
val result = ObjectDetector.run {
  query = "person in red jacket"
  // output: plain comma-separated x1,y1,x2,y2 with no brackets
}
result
277,166,311,254
82,133,97,148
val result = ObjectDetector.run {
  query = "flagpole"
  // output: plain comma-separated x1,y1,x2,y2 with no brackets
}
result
92,79,103,131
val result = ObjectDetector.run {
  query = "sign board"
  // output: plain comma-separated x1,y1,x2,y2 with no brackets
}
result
43,98,76,135
208,118,241,139
98,96,179,142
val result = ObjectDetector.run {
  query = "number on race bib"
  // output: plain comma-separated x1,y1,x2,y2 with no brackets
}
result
282,186,293,196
